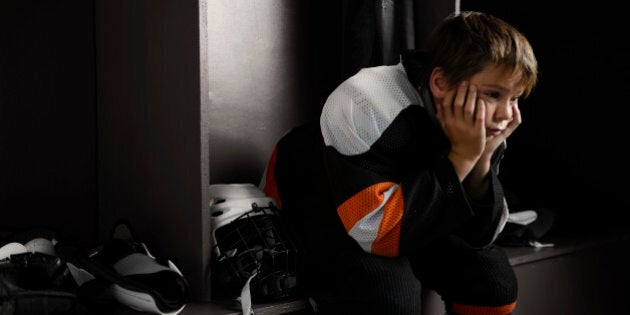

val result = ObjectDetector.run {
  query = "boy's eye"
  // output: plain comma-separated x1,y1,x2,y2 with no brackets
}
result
484,91,500,99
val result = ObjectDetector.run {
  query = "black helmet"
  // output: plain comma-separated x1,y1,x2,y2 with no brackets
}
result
209,184,298,309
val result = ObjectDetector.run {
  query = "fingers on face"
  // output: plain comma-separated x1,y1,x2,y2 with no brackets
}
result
512,103,522,125
437,93,449,122
453,81,468,119
439,81,486,125
505,103,521,132
464,84,477,120
476,98,485,126
455,81,482,124
439,83,457,120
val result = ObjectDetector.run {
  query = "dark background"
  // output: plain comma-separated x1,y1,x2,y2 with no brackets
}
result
0,0,97,244
463,1,630,235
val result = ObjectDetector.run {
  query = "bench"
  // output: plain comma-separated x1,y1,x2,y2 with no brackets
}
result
182,230,630,315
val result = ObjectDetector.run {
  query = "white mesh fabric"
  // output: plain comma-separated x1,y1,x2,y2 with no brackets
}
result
320,61,423,156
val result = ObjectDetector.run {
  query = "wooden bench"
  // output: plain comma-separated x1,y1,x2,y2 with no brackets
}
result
181,230,630,315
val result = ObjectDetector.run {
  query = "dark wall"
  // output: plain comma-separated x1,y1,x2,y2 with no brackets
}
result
462,1,630,234
96,0,211,299
0,0,96,244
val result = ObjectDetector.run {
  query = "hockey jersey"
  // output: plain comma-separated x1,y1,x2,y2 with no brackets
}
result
263,60,508,259
319,61,508,257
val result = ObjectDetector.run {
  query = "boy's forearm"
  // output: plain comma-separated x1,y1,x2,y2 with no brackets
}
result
463,157,491,200
447,151,478,183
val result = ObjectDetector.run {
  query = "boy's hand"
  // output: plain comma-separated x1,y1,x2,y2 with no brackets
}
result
482,103,521,160
437,81,486,180
465,102,521,199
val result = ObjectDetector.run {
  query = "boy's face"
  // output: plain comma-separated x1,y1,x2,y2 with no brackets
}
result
466,64,525,139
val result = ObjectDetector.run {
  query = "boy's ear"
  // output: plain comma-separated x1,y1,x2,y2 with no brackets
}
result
429,67,448,99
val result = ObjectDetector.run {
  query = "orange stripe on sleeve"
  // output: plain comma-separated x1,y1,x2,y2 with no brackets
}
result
337,182,404,257
371,187,403,257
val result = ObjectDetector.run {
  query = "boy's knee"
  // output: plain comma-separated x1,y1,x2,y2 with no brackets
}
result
444,246,518,314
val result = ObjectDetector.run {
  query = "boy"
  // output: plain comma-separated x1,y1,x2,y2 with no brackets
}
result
263,11,537,314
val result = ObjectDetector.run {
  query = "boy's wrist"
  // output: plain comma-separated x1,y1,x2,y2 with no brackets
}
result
447,151,478,182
